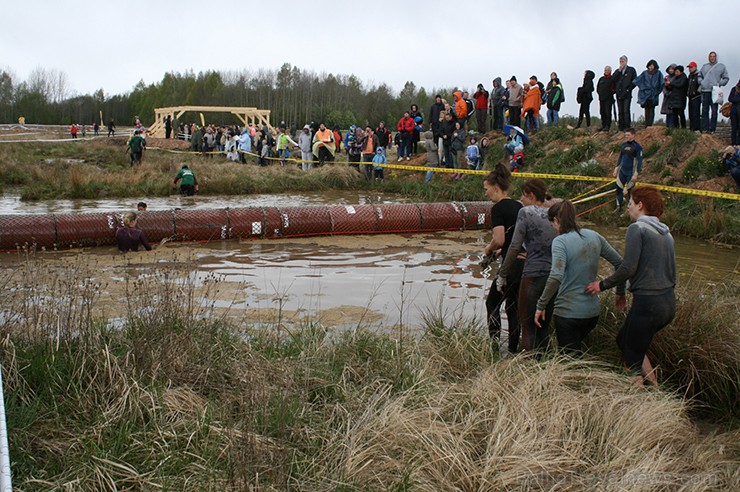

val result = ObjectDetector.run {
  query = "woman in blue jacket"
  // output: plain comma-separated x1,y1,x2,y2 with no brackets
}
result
633,59,663,127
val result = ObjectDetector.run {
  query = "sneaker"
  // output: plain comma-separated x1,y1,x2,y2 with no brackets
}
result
397,156,403,161
613,205,622,213
406,156,410,161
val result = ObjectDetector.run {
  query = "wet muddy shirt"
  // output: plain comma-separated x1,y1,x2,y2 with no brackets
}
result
116,227,152,252
500,205,556,279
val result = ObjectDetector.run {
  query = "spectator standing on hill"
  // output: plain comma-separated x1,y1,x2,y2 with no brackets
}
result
127,130,145,166
729,80,740,145
423,130,439,184
660,64,677,127
597,66,615,132
633,60,663,127
463,91,475,130
410,104,423,154
116,212,152,253
613,128,643,212
586,186,676,387
453,91,468,127
298,125,313,170
546,78,564,126
698,51,730,133
576,70,595,129
375,121,391,152
173,164,198,196
165,115,172,139
474,84,490,133
687,62,702,132
371,146,386,181
439,112,456,169
614,55,637,131
429,95,445,142
397,111,415,161
360,126,380,180
451,121,467,177
507,77,523,128
491,78,505,131
666,65,688,129
522,81,541,133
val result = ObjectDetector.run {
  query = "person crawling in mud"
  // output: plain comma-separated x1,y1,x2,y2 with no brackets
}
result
116,211,152,253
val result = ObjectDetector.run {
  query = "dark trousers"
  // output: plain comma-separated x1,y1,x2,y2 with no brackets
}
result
165,127,172,139
617,291,675,373
362,153,374,180
644,105,656,127
476,108,487,133
493,105,504,130
701,92,719,132
671,108,686,128
577,102,591,128
599,99,613,130
731,107,740,145
688,96,701,131
518,275,553,352
486,259,523,352
508,106,521,127
180,184,195,196
554,315,599,355
616,97,631,130
442,141,453,168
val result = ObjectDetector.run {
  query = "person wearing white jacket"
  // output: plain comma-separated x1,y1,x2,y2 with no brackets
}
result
298,125,314,171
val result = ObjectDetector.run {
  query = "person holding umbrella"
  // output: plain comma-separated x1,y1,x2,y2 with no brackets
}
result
503,124,528,172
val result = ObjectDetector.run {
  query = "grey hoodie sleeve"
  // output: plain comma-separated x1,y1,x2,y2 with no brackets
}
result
600,224,641,291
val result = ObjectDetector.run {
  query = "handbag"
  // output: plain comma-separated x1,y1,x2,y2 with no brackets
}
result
712,85,724,105
720,102,732,118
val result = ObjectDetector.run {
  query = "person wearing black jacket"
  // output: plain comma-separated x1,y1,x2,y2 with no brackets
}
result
439,112,456,169
597,66,615,132
613,55,637,131
687,62,702,131
429,95,445,142
576,70,596,129
666,65,689,128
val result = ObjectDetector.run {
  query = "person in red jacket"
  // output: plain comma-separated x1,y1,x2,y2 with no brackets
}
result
474,84,490,133
70,124,78,139
396,111,415,161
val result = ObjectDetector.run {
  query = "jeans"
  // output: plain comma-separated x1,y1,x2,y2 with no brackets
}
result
617,97,631,130
547,109,559,126
688,96,701,131
671,108,686,129
493,105,504,130
701,91,718,132
398,133,411,158
644,105,656,127
508,106,521,127
442,141,453,168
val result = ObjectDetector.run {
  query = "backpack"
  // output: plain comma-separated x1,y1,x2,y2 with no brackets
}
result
576,87,583,104
538,82,547,105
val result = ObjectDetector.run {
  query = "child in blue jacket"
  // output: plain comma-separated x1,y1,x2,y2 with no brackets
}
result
372,146,387,180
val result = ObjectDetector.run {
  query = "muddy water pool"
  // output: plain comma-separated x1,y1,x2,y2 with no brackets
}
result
1,193,737,332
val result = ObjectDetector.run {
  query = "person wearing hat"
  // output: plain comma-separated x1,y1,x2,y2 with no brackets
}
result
474,84,490,133
173,164,198,196
698,51,730,133
687,62,702,131
127,129,146,166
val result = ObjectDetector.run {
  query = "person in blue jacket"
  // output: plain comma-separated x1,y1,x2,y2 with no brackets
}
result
633,59,664,127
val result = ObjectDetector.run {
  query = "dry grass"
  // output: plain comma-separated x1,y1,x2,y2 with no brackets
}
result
0,254,738,490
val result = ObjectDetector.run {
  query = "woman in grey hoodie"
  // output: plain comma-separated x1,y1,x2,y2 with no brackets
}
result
586,186,676,386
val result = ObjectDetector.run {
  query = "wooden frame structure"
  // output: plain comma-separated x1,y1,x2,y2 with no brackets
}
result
148,106,271,138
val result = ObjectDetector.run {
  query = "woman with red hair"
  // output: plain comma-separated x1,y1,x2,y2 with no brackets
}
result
586,186,676,386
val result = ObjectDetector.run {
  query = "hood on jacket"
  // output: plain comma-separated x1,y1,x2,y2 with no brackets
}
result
453,91,462,101
376,146,384,153
584,70,595,81
493,77,502,87
637,215,671,235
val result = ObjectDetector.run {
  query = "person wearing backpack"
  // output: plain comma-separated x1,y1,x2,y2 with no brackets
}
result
576,70,596,129
546,78,564,126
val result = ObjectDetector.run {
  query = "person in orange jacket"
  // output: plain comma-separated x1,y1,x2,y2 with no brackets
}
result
522,79,542,132
454,91,468,127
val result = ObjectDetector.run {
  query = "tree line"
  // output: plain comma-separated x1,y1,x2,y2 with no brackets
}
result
0,63,454,130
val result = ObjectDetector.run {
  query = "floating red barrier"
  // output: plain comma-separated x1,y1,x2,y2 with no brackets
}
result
418,203,465,231
328,204,377,235
174,209,229,242
374,204,422,233
459,202,492,230
228,208,266,239
56,213,115,248
277,206,333,238
135,211,175,243
0,215,56,250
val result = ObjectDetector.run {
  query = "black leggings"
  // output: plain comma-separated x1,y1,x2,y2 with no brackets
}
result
486,259,523,352
617,291,676,373
554,315,599,355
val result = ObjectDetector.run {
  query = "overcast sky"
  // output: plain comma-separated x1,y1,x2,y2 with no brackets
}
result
2,0,738,118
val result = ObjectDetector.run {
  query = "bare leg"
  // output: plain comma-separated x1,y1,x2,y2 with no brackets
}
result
642,355,658,386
